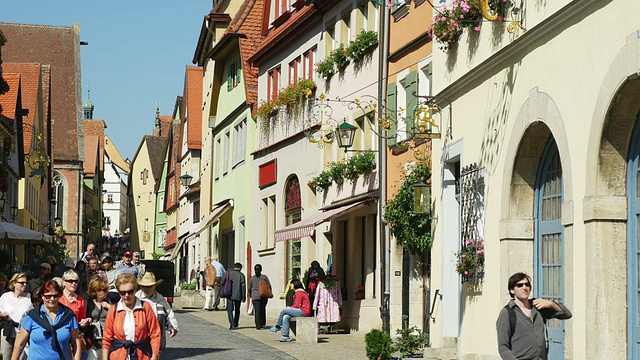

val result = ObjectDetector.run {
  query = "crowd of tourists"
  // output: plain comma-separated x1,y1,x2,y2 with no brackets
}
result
0,244,177,360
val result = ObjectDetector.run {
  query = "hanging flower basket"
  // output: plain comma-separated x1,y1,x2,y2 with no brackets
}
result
428,0,484,52
454,235,485,284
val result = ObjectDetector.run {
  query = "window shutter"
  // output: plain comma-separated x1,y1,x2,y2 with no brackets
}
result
387,82,397,147
227,64,233,91
405,71,418,139
236,59,242,86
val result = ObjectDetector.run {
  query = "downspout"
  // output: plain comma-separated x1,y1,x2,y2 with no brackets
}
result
378,2,391,336
78,162,84,261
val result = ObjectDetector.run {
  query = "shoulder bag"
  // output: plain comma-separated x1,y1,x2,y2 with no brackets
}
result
220,272,233,298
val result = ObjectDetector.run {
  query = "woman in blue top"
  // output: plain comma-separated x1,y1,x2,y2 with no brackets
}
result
11,280,82,360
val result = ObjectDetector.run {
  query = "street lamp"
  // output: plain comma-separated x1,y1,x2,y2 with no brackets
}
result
335,120,358,150
180,173,193,187
413,183,431,215
10,205,18,221
54,216,62,228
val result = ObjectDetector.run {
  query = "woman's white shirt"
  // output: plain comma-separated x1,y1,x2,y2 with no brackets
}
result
0,292,32,323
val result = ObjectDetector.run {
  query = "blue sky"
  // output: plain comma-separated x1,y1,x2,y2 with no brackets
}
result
3,1,212,160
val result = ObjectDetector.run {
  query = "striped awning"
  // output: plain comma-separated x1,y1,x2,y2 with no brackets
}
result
274,199,369,242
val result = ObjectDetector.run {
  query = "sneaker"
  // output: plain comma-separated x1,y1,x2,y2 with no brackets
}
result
268,326,280,333
279,337,292,342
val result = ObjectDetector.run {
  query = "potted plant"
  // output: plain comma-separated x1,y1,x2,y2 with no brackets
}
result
180,282,201,309
365,328,392,360
428,0,483,52
454,235,485,283
347,30,379,62
355,285,365,300
316,57,335,79
309,169,333,192
329,160,347,186
330,43,350,72
392,318,428,358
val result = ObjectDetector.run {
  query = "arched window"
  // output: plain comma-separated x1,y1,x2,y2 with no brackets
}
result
284,176,302,279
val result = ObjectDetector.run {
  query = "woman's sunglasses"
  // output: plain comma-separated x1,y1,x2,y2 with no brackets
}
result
43,294,60,300
65,279,79,284
118,289,135,296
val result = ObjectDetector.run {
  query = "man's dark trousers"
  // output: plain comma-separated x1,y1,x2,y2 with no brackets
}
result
227,299,241,328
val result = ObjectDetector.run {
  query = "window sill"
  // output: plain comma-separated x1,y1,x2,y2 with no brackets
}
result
392,4,409,22
257,247,276,257
271,11,291,28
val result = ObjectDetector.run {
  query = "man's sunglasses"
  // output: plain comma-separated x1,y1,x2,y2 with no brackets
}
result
119,289,136,296
515,282,531,288
43,294,60,300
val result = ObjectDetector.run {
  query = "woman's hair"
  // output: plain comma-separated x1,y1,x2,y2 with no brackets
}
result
290,279,304,290
8,272,27,291
37,280,63,299
87,277,109,300
310,260,320,268
115,273,138,291
62,269,79,281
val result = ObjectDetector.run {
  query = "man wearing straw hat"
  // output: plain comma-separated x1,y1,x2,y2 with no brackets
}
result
136,272,179,352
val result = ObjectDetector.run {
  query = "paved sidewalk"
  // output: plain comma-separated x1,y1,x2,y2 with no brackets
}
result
174,295,367,360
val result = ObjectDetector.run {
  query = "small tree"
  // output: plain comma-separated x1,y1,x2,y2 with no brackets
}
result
365,328,392,360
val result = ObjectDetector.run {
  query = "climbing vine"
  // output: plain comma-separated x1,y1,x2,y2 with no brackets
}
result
384,161,432,255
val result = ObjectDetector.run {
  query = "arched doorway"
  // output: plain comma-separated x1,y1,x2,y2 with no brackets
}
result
534,138,565,359
628,117,640,359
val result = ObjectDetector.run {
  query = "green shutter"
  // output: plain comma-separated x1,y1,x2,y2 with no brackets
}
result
405,71,418,138
236,58,242,86
227,63,233,91
387,82,397,147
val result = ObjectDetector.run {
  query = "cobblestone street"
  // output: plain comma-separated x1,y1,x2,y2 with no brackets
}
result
162,310,296,360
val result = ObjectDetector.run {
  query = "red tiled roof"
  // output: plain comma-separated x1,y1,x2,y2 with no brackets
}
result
0,73,20,121
83,120,106,176
1,23,82,162
227,0,264,115
183,66,203,150
4,63,42,154
249,5,320,66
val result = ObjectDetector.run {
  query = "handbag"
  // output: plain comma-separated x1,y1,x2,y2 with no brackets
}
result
220,272,233,298
247,301,255,316
258,278,273,299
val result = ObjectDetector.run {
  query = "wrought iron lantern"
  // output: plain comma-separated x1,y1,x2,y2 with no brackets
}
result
336,120,358,150
179,173,193,187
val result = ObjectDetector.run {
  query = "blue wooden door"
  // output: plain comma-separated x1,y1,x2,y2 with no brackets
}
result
534,138,565,359
627,118,640,359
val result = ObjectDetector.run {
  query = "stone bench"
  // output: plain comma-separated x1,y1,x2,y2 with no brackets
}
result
290,316,318,344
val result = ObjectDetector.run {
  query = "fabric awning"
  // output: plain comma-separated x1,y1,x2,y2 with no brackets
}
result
168,232,195,261
192,200,232,235
274,199,370,242
169,201,232,262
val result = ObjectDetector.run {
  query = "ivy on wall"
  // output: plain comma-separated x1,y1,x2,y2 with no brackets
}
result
384,161,431,255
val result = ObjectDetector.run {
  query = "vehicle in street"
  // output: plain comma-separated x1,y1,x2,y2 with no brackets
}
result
141,259,175,304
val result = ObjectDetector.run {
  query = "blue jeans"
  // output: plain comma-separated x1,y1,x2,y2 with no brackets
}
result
276,308,305,337
227,299,241,327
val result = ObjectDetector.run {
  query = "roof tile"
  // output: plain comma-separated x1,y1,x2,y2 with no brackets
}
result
1,23,82,162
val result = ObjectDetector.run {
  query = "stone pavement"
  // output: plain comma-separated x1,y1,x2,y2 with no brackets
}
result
173,293,368,360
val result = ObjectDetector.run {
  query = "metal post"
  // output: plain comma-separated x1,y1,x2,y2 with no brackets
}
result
378,1,391,335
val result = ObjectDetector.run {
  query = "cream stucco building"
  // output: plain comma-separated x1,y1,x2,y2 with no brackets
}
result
427,1,640,359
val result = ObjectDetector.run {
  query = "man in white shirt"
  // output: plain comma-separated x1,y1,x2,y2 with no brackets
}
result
211,259,226,311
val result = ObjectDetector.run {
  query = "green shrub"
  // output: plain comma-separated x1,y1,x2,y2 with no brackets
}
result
365,328,392,360
392,321,428,358
181,283,196,290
